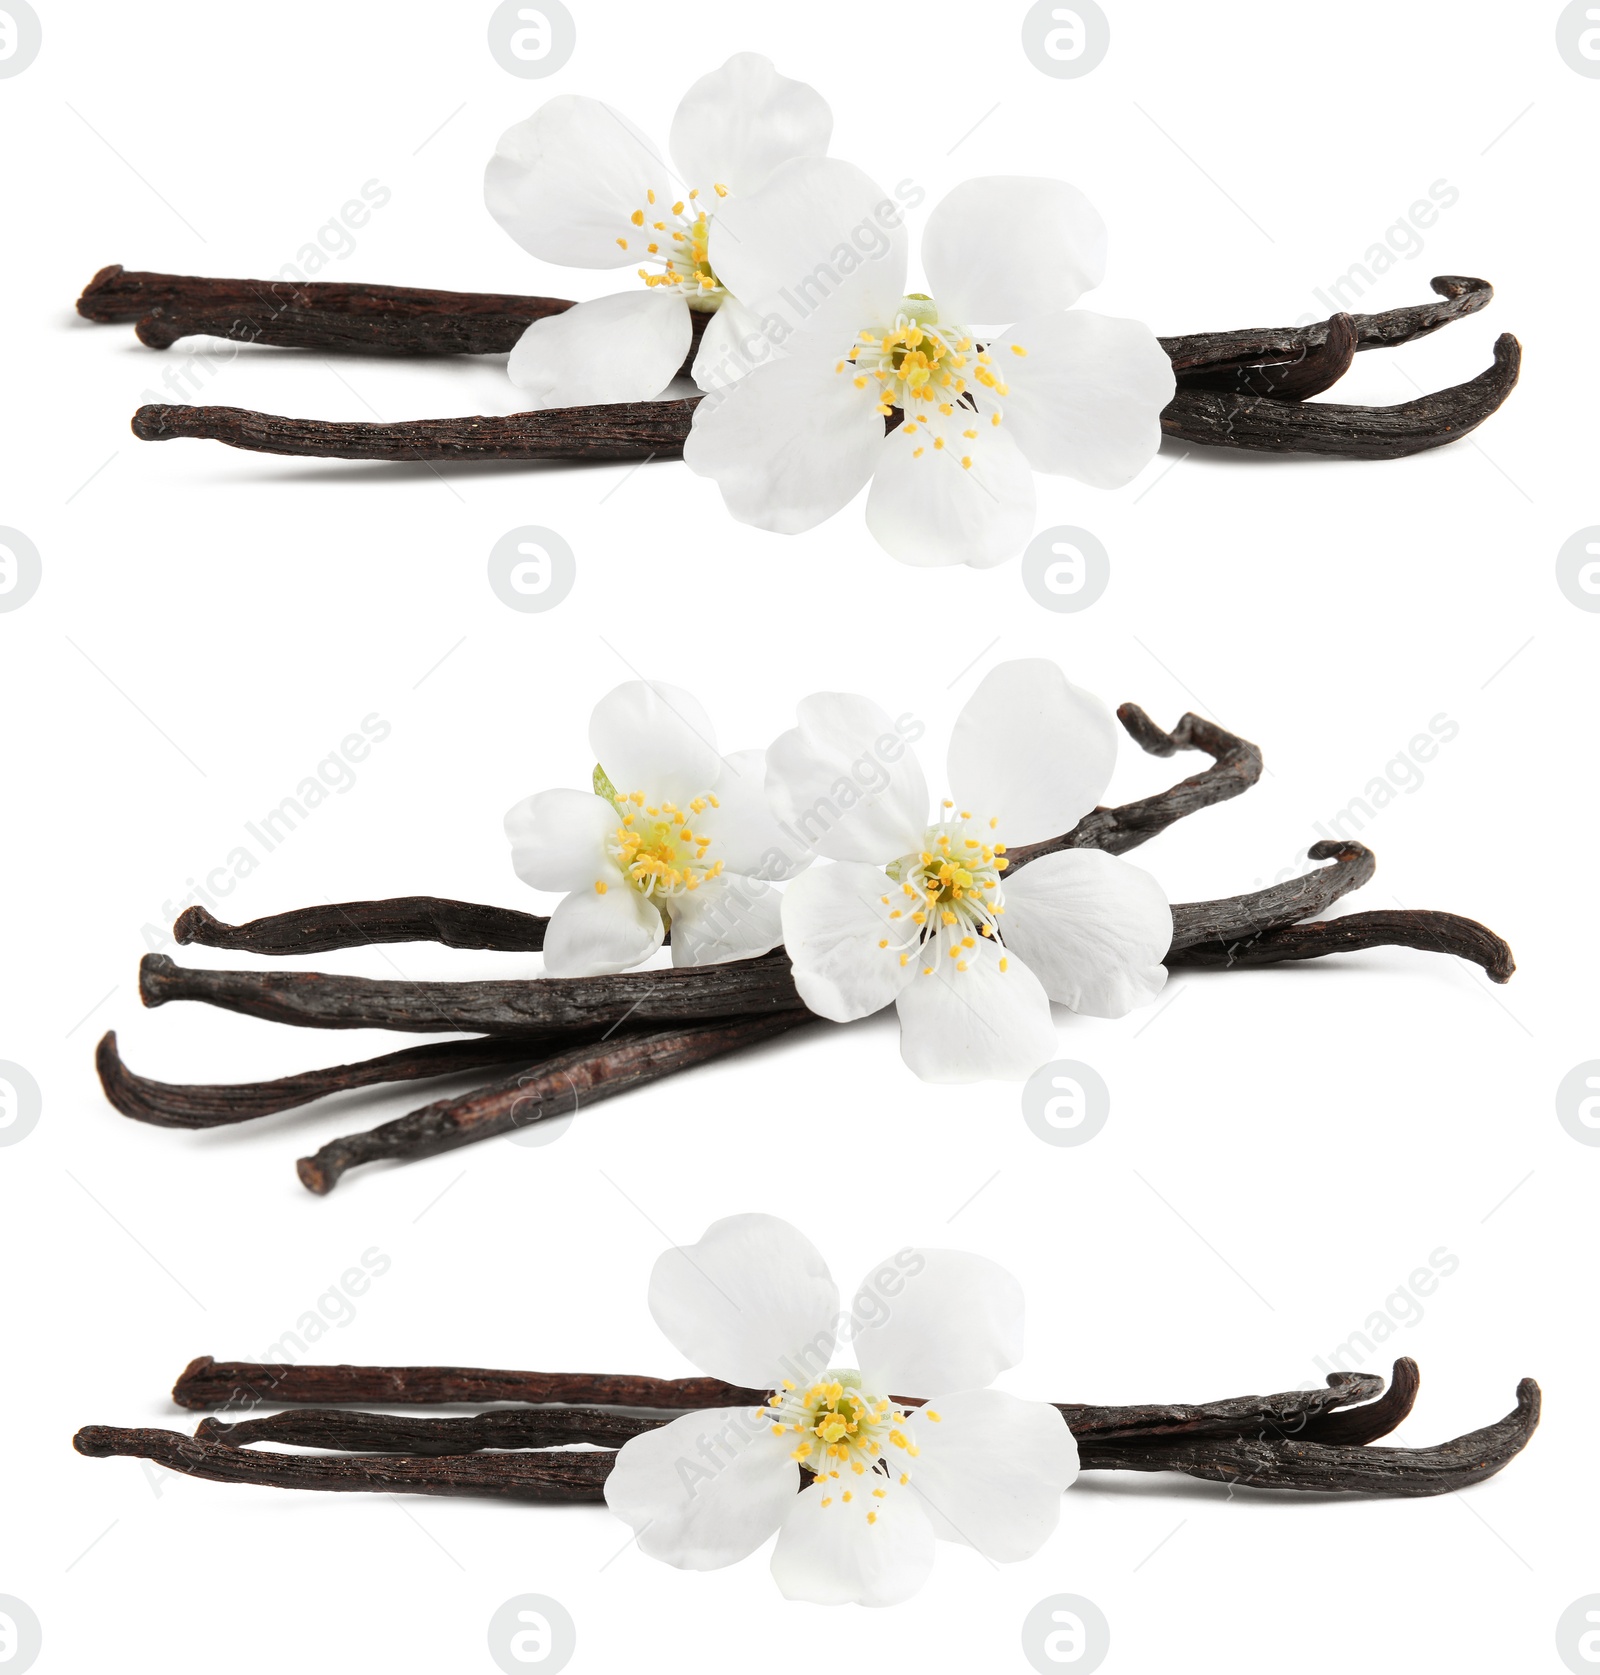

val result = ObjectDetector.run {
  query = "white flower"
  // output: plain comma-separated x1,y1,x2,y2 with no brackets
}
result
503,681,806,977
765,659,1172,1081
683,162,1176,567
604,1213,1077,1607
484,53,832,407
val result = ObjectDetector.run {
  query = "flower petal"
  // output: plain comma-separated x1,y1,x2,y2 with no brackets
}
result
893,934,1057,1083
921,176,1107,326
683,335,882,533
690,295,780,394
702,748,811,880
764,692,929,863
906,1390,1077,1561
779,862,922,1023
649,1213,839,1389
485,95,667,268
708,157,909,344
997,849,1172,1016
851,1247,1024,1395
865,422,1036,570
666,873,783,967
668,52,832,195
992,310,1176,488
541,880,664,977
590,680,723,807
504,788,615,892
506,289,691,409
770,1481,935,1607
605,1407,798,1570
946,659,1118,845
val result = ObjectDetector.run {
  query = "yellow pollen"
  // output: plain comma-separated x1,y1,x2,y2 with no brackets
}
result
593,880,607,895
1011,343,1029,356
629,209,644,227
615,237,628,249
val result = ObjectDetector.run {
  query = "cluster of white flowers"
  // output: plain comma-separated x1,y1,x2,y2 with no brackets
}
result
486,54,1174,570
505,662,1172,1084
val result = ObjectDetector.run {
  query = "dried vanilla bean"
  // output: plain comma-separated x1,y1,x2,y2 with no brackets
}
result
137,949,803,1035
132,398,699,462
1160,334,1520,459
294,1013,812,1194
1167,907,1514,983
1076,1379,1540,1497
175,898,548,955
74,1426,613,1501
1167,840,1374,949
196,1405,657,1453
1159,276,1493,391
170,1354,764,1412
94,1030,571,1129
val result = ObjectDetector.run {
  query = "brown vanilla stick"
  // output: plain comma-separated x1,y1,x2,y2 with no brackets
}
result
1167,908,1514,983
1159,276,1493,391
1077,1379,1540,1497
295,1012,812,1193
138,948,803,1034
95,1030,562,1128
74,1426,614,1501
1166,840,1375,949
171,1354,766,1412
132,397,700,461
197,1406,658,1453
175,898,548,955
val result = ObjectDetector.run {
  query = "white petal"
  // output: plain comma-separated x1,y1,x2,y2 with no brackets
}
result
504,788,615,891
851,1248,1024,1396
921,177,1107,326
906,1390,1077,1561
683,336,881,533
649,1213,839,1389
604,1407,798,1570
764,692,928,863
690,296,781,394
999,850,1172,1016
865,423,1035,570
485,95,666,268
947,659,1118,845
894,934,1057,1083
709,157,909,344
590,681,723,807
770,1481,935,1607
506,290,690,409
668,53,832,195
541,881,663,977
779,862,921,1023
993,311,1176,488
667,874,783,966
702,748,811,880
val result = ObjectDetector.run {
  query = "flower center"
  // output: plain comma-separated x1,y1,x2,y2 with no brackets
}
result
838,296,1028,467
592,766,723,901
763,1369,922,1522
882,807,1011,977
617,184,729,307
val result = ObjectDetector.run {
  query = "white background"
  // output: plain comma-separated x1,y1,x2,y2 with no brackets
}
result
2,1,1596,1670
